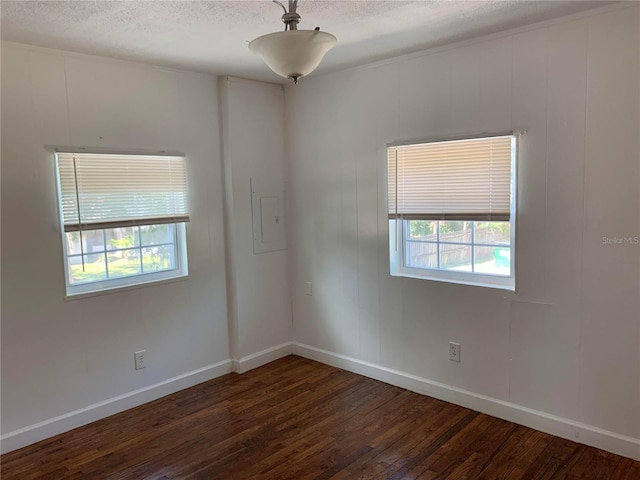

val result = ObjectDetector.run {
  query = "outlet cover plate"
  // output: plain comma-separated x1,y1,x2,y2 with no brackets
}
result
134,350,146,370
449,342,461,362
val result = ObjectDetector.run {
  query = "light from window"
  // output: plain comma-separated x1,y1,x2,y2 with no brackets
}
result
388,135,516,290
55,152,190,296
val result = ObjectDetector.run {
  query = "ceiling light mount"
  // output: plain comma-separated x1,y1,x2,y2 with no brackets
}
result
274,0,301,30
249,0,336,84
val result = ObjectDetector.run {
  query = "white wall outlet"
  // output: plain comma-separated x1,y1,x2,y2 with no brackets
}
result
305,281,312,296
449,342,461,362
134,350,146,370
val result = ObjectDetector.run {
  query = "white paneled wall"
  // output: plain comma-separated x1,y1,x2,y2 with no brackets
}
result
1,53,294,453
580,9,640,434
220,77,292,366
286,5,640,455
1,45,229,451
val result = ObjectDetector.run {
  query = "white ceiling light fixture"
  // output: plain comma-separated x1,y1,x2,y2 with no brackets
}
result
249,0,337,84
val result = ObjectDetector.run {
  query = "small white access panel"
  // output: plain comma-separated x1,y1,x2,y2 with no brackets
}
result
251,177,287,254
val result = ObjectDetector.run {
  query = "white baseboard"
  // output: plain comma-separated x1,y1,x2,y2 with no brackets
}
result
231,342,293,374
0,359,232,454
292,342,640,461
5,343,639,462
1,341,293,455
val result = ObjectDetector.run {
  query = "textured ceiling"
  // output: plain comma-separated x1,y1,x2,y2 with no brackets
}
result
1,0,613,83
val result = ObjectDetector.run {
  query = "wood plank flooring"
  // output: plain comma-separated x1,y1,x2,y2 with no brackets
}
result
2,355,639,479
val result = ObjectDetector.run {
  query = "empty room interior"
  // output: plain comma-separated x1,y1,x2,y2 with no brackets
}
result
1,0,640,478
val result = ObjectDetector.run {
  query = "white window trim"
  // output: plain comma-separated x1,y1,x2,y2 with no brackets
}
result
54,149,191,297
63,270,190,301
389,219,515,290
61,223,189,298
387,134,518,291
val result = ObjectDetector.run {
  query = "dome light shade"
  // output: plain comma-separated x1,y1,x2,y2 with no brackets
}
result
249,30,336,83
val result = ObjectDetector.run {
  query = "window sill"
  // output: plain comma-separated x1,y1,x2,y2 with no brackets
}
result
63,274,189,301
390,269,515,291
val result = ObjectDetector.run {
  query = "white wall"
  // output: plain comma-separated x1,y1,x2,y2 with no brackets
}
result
220,77,292,366
286,5,640,456
1,44,229,448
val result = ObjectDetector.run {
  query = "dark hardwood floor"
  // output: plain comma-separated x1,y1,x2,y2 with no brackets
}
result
2,355,639,479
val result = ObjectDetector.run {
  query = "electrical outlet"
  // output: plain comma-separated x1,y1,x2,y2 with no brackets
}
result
134,350,146,370
449,342,461,362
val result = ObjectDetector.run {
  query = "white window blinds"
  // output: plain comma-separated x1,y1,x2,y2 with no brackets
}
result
388,135,513,221
56,152,190,232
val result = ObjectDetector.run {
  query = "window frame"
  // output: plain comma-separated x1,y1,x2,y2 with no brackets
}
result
387,133,517,291
61,223,189,297
54,150,190,298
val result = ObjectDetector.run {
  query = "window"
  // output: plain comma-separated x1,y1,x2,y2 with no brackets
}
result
388,134,516,290
55,152,190,296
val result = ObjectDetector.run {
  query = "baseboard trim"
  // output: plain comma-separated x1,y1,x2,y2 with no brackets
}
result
231,342,293,374
1,341,294,455
4,343,639,461
292,342,640,461
0,359,232,454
